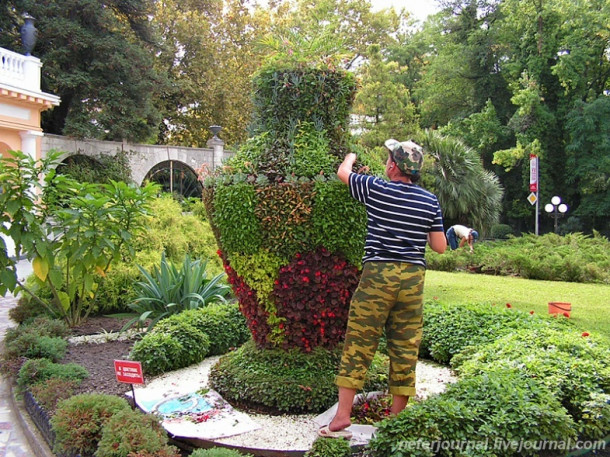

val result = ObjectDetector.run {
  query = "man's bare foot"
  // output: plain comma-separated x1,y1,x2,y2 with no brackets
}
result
328,417,351,432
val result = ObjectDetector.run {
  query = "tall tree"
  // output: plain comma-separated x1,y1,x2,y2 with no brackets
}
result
154,0,269,147
564,96,610,235
353,44,419,152
1,0,166,142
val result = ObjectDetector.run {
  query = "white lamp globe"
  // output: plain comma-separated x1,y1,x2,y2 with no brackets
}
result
545,204,554,213
551,196,561,205
558,203,568,213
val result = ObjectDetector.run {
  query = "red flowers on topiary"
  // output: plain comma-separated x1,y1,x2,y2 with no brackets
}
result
274,248,359,351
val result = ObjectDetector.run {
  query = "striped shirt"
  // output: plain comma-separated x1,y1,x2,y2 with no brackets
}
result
349,173,444,267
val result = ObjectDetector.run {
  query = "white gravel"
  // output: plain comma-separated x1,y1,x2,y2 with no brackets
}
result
135,355,457,452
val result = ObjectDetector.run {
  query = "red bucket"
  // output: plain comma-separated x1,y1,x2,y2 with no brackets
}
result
548,302,571,318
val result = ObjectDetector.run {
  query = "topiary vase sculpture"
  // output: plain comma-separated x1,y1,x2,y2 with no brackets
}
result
203,60,378,352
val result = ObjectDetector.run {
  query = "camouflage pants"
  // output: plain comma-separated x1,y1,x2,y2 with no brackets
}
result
336,261,425,397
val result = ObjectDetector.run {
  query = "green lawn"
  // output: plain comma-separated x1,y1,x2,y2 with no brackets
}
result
424,270,610,342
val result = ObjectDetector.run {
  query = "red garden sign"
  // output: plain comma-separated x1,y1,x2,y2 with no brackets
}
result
114,360,144,385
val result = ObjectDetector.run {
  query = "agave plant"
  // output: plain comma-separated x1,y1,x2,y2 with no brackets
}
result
117,253,231,332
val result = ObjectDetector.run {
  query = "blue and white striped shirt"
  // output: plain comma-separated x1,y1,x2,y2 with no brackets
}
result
349,173,444,267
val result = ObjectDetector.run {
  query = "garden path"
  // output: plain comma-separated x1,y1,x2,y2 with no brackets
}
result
0,259,46,457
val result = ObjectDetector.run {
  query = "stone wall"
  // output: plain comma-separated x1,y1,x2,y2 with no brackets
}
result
42,134,233,185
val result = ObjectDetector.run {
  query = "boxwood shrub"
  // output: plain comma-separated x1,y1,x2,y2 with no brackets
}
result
209,340,388,414
130,323,209,376
420,301,570,364
369,369,577,457
17,358,88,388
160,304,250,355
50,393,131,457
96,408,181,457
367,302,610,456
454,327,610,440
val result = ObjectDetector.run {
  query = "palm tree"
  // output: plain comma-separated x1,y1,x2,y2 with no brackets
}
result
419,129,503,236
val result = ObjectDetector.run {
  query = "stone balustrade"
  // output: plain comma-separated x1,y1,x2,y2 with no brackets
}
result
0,46,42,93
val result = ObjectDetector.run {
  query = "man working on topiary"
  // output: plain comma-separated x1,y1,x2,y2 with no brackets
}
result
318,139,447,439
446,224,479,253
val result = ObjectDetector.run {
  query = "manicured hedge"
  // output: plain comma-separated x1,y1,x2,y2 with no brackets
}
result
368,302,610,456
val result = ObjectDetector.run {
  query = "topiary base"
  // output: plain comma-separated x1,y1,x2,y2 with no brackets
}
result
209,340,389,415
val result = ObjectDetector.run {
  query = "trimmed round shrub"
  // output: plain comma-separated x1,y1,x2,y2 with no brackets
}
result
5,333,67,362
209,340,388,414
369,370,577,457
96,408,181,457
150,321,211,367
129,332,184,376
50,393,131,456
162,304,250,355
17,358,88,388
29,377,78,414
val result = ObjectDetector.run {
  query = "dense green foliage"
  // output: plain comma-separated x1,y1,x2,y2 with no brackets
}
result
17,358,88,388
426,232,610,283
209,340,388,414
90,195,225,314
118,252,230,331
56,151,132,184
163,304,250,355
305,437,352,457
0,0,164,142
370,370,577,457
368,301,610,455
0,151,157,326
204,59,375,351
96,409,181,457
130,323,210,376
50,394,132,456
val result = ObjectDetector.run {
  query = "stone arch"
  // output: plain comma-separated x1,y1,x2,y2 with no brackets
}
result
143,160,203,199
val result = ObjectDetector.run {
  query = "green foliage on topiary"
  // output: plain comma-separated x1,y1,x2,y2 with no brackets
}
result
50,393,131,457
130,333,182,376
369,370,577,457
164,305,250,355
305,437,352,457
151,321,211,367
212,182,263,255
311,179,367,266
209,340,387,414
250,67,357,158
96,408,181,457
203,61,379,351
229,249,283,300
17,358,88,388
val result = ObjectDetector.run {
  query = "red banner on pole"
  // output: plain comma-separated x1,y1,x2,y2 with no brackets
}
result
529,154,538,192
114,360,144,384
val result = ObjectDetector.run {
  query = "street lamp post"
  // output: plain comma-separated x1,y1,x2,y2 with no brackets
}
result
544,196,568,233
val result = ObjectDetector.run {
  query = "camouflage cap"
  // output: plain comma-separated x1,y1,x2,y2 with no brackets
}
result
384,139,424,175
